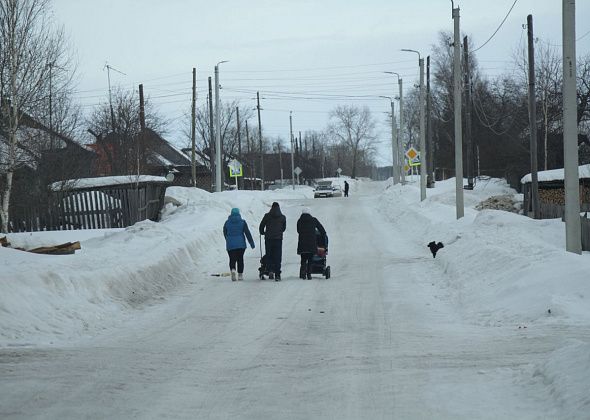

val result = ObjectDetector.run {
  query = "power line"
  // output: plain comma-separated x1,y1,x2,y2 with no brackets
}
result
471,0,519,54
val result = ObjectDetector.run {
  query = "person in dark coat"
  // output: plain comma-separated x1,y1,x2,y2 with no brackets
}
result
259,202,286,280
344,180,349,197
223,208,255,281
297,207,326,279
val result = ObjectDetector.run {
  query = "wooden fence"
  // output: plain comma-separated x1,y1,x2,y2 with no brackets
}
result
8,181,168,232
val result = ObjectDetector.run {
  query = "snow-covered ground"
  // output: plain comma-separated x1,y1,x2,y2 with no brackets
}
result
1,177,589,419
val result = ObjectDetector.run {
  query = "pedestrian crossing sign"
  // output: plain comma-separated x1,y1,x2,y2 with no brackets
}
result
228,160,243,177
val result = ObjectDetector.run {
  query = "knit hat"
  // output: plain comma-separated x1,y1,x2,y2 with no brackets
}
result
301,207,311,215
231,208,240,216
271,202,280,208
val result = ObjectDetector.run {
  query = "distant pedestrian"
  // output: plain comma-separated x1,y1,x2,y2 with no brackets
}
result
223,208,255,281
344,180,349,197
259,202,286,280
297,207,326,279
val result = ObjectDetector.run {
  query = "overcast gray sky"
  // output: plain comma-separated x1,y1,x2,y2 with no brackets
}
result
52,0,590,165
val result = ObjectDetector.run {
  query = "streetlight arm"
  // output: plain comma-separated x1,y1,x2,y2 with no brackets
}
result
401,49,421,60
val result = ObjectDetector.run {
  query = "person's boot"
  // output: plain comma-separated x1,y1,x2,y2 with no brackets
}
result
231,269,237,281
307,272,312,280
238,273,243,281
269,272,275,280
299,266,306,279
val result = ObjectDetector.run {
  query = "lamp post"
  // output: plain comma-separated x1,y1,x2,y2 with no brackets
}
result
384,71,404,184
401,49,426,201
214,60,228,192
380,96,398,185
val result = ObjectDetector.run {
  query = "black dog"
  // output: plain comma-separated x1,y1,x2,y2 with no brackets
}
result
427,241,444,258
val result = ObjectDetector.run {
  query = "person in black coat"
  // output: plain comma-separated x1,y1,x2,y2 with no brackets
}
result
259,202,286,280
297,207,326,279
344,180,349,197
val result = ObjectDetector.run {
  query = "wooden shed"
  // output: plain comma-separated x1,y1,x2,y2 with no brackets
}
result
521,164,590,219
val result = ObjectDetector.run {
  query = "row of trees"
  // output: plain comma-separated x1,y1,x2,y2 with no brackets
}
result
406,31,590,187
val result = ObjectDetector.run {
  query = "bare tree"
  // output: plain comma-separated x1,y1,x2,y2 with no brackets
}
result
184,100,254,170
327,105,377,179
0,0,74,232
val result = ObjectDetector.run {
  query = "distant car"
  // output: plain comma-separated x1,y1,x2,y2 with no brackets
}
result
314,184,342,198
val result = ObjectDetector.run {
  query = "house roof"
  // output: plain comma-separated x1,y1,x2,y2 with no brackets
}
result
521,164,590,184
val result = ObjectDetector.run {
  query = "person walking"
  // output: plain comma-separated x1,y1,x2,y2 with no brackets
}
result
297,207,326,279
223,208,255,281
259,202,286,281
344,180,349,197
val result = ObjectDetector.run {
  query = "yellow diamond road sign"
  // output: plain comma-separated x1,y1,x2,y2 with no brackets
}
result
405,147,418,160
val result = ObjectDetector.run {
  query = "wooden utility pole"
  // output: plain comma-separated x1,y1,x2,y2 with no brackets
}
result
208,77,215,190
426,55,435,188
246,119,254,190
138,83,146,175
453,5,464,218
236,107,241,158
463,37,474,190
257,91,264,191
191,68,197,187
527,14,540,218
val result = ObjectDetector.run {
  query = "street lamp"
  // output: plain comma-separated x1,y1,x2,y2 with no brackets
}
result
379,96,398,186
384,71,405,184
214,60,229,192
401,49,426,201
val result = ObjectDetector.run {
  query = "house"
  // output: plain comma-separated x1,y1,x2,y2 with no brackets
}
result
1,110,96,219
89,128,212,190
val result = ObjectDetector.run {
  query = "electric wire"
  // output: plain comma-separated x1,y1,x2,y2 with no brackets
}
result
471,0,519,54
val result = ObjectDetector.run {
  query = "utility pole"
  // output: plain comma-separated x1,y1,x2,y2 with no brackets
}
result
208,77,215,190
391,100,398,185
191,68,197,187
290,111,295,190
214,64,222,192
427,55,435,188
527,14,540,218
236,107,241,158
257,91,264,191
562,0,581,254
246,120,254,190
399,77,405,184
137,83,146,176
418,57,426,200
453,5,464,219
47,62,54,149
463,38,474,190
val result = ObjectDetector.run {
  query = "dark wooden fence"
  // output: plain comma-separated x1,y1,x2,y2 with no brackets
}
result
8,180,168,232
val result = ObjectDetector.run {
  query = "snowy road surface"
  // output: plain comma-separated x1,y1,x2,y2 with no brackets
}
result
1,181,588,418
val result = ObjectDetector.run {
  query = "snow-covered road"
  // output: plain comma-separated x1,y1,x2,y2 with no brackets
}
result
1,180,589,419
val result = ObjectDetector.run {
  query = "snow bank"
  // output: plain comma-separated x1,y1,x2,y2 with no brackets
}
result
0,186,301,346
377,177,590,327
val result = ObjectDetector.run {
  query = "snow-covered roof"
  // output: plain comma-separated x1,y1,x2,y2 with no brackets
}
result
520,164,590,184
50,175,170,191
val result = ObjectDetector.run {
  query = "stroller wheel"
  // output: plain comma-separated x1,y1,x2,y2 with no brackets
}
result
324,266,331,279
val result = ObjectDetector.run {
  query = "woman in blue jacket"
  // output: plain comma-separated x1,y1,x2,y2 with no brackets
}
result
223,208,255,281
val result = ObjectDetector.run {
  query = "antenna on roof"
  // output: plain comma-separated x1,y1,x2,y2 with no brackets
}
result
103,62,126,132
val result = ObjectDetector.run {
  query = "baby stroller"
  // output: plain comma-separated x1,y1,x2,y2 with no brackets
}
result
258,236,271,279
309,231,331,279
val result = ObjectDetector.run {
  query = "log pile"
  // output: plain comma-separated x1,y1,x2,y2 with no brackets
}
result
0,236,81,255
539,185,590,206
